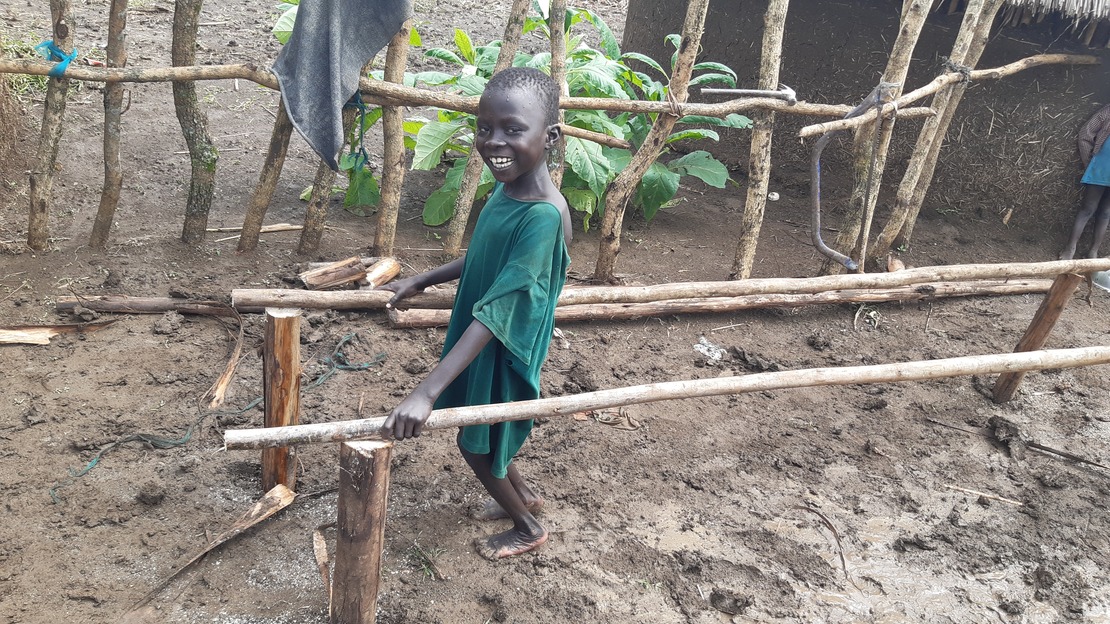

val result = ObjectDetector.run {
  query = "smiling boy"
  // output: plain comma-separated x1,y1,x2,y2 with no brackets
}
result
380,67,571,559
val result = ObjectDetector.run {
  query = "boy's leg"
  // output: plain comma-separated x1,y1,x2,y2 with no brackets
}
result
1086,188,1110,258
457,439,547,559
470,463,544,520
1061,185,1102,259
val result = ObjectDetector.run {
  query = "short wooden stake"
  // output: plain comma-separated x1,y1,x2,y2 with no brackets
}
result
992,272,1083,403
262,307,301,492
332,441,393,624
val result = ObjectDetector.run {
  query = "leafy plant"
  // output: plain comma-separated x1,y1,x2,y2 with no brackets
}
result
407,5,749,228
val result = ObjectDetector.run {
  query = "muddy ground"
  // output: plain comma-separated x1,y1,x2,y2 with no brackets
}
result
2,1,1110,623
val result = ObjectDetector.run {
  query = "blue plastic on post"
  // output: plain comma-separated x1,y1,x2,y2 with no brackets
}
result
34,40,79,78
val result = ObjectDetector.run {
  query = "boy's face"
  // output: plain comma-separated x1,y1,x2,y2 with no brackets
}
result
475,87,557,185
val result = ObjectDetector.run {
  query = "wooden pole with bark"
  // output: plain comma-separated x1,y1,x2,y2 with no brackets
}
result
442,0,532,258
593,0,711,283
225,345,1110,449
298,107,357,254
89,0,128,249
262,308,302,492
822,0,930,274
172,0,218,244
386,279,1052,328
331,441,393,624
374,20,413,257
871,0,1005,259
238,99,294,253
730,0,789,280
992,272,1084,403
229,258,1110,312
548,0,569,188
27,0,74,251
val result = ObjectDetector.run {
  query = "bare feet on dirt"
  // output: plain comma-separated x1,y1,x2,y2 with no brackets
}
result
469,496,545,521
474,526,549,560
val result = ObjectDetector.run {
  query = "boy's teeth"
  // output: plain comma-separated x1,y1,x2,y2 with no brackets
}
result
490,157,513,169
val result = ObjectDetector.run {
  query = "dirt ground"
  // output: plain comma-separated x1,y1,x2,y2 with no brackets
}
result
2,1,1110,623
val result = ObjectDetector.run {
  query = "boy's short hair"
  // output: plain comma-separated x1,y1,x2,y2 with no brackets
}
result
485,67,561,127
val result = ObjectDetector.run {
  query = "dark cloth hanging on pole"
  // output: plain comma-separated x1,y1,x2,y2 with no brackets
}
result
272,0,412,170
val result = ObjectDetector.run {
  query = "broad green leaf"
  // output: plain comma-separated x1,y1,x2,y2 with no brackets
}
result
409,26,422,47
532,0,549,19
455,74,488,97
690,72,737,88
665,34,681,72
402,119,427,135
524,52,551,70
573,8,620,59
565,110,625,140
299,185,313,202
677,114,753,129
619,52,666,78
601,146,631,172
344,168,380,215
423,187,458,226
565,136,611,199
523,16,550,37
667,150,730,188
409,71,456,86
567,62,627,99
636,162,680,221
412,120,466,170
692,62,737,79
425,47,464,66
455,29,476,65
272,5,298,44
475,44,502,75
338,150,367,172
562,188,598,231
665,128,720,144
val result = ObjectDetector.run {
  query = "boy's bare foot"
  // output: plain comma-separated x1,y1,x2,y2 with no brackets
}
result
470,496,544,521
474,526,548,560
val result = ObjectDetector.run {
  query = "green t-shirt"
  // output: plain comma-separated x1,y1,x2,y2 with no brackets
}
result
435,183,570,478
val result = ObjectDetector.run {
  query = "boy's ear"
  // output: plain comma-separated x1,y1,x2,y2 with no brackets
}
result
545,123,562,150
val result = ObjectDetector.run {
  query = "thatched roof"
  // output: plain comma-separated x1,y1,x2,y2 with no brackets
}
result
1005,0,1110,19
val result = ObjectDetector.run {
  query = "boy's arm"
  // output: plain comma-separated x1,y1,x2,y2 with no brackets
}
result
382,319,493,440
379,257,465,308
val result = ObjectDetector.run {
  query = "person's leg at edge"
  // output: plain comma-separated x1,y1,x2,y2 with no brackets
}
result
1085,187,1110,258
458,436,547,559
1061,184,1102,260
470,463,545,520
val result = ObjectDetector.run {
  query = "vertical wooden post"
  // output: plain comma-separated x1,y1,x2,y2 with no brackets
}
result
332,440,394,624
374,20,413,257
28,0,75,251
262,307,301,492
238,99,294,253
547,0,569,189
730,0,789,280
89,0,129,249
992,273,1082,403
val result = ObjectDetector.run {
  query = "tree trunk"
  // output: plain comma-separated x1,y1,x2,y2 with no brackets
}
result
225,345,1110,449
262,308,301,493
27,0,74,251
730,0,789,280
298,107,357,254
594,0,711,283
172,0,218,245
238,99,293,253
374,20,412,257
89,0,129,249
872,0,1004,257
442,0,532,258
823,0,930,274
331,441,393,624
547,0,569,189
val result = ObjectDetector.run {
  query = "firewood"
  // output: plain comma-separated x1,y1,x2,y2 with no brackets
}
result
298,256,369,290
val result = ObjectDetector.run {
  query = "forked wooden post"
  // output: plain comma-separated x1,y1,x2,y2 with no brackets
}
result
262,307,302,491
332,441,393,624
992,272,1083,403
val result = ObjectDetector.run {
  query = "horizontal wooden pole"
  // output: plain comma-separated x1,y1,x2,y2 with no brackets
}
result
56,295,237,317
0,59,931,122
388,279,1054,328
230,259,1110,313
223,346,1110,449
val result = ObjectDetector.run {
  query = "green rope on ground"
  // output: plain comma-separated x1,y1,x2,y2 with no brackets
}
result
304,332,387,389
